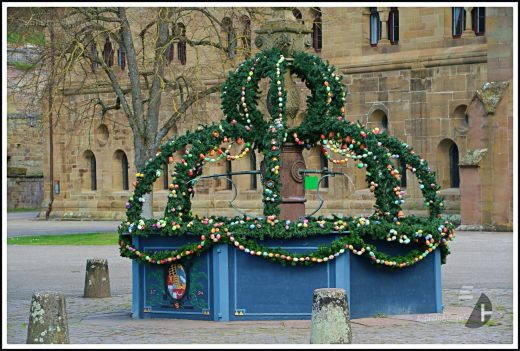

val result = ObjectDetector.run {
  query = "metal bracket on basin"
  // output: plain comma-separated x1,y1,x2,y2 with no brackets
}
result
202,308,211,316
188,170,262,218
234,309,247,316
186,168,354,219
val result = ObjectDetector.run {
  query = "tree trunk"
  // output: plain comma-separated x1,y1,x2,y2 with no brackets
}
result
134,135,156,219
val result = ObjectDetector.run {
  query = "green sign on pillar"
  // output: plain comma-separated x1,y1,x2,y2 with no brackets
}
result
304,176,319,190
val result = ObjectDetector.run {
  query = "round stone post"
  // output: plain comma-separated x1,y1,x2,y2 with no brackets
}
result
27,291,69,344
84,258,111,298
310,288,352,344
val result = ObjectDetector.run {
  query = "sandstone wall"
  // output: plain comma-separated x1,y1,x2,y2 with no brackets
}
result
34,7,512,227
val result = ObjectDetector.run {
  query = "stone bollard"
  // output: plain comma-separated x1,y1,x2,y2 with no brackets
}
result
27,291,69,344
310,288,352,344
84,258,111,298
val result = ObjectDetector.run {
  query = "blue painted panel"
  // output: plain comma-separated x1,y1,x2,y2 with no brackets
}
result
334,251,350,307
349,240,441,318
139,235,213,320
434,249,443,313
212,244,230,321
228,236,337,321
131,235,143,319
130,234,441,320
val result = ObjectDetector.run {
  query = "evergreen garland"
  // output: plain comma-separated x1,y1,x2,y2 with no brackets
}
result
118,48,455,269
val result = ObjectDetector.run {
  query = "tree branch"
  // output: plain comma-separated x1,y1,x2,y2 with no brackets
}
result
155,84,220,144
94,96,121,116
145,11,169,138
117,7,146,138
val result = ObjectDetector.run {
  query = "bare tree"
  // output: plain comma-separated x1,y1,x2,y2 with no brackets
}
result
8,6,268,215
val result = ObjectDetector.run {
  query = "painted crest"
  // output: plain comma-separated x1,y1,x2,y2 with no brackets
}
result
166,263,187,300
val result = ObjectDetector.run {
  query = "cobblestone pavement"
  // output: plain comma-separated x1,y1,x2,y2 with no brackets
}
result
6,289,514,344
5,230,515,345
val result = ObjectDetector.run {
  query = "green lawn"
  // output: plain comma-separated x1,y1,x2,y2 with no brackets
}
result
7,232,119,246
7,207,40,213
7,61,37,71
7,31,45,45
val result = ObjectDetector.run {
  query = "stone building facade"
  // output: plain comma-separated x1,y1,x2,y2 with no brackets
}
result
35,7,513,230
7,46,45,209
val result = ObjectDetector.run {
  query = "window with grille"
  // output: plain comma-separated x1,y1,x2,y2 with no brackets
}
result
223,17,236,58
452,7,465,38
370,8,381,46
177,23,186,65
118,46,126,70
241,16,252,58
91,44,98,71
472,7,485,35
312,8,322,52
102,37,114,66
388,8,399,44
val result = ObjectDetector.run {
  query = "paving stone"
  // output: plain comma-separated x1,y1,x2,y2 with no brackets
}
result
6,289,513,344
6,239,514,345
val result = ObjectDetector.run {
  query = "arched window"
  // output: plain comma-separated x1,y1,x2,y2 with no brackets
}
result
320,152,329,188
399,157,407,188
312,8,322,53
368,109,388,133
241,15,252,58
437,139,460,189
122,153,129,190
222,17,236,58
167,42,174,63
292,8,303,24
452,7,465,38
102,37,114,67
449,144,460,188
250,151,257,190
370,7,381,46
117,45,126,70
225,158,233,190
176,23,186,65
163,162,169,190
472,7,485,35
83,150,97,191
91,155,97,190
391,156,407,189
166,25,175,63
388,7,399,44
113,150,129,191
452,104,469,131
91,44,98,72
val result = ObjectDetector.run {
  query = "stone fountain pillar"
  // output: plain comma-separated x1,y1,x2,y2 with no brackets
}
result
255,8,312,221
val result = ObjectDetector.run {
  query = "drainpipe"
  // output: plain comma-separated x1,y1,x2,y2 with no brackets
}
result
45,20,55,219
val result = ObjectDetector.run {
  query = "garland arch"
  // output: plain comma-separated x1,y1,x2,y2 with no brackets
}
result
118,48,455,269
